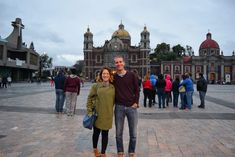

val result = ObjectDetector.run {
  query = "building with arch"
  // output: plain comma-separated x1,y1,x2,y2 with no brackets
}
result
0,18,39,82
83,23,151,81
158,32,235,84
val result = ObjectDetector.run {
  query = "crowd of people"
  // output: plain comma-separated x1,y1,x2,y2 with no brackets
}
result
142,72,208,110
0,75,12,88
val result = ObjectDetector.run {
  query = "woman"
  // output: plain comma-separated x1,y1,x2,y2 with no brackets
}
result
142,74,152,107
86,67,115,157
64,70,81,116
165,74,172,107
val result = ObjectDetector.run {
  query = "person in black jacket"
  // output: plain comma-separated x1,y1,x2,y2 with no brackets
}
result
197,73,207,109
172,76,180,107
156,74,166,108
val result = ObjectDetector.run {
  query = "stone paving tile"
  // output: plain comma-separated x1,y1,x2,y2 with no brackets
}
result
0,111,235,157
0,83,235,157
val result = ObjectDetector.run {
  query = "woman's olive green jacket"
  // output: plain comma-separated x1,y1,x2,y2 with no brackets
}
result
86,83,115,130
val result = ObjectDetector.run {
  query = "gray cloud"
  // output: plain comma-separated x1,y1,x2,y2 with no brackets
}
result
1,0,235,66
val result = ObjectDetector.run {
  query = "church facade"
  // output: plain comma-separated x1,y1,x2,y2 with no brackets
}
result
159,32,235,84
0,18,40,82
83,23,151,81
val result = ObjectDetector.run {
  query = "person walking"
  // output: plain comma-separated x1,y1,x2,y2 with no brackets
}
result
142,74,152,108
64,70,81,116
172,76,180,108
2,76,7,88
197,73,207,109
7,76,12,87
54,70,66,113
156,74,166,109
113,56,139,157
87,67,115,157
0,75,2,88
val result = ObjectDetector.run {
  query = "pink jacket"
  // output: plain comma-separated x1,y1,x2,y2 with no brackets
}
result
165,74,172,92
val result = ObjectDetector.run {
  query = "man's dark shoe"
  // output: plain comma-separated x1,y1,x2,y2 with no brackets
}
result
198,105,205,109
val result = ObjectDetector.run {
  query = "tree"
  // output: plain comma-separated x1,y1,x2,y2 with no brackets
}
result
73,60,84,76
39,53,53,79
154,42,170,54
40,53,53,69
150,42,176,61
172,44,185,57
150,43,186,62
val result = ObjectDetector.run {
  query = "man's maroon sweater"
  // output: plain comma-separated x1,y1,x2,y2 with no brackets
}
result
113,71,139,107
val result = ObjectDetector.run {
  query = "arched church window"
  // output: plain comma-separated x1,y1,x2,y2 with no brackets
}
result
185,66,190,73
86,43,88,49
144,43,146,48
165,65,170,72
211,50,214,55
174,65,180,73
144,34,146,39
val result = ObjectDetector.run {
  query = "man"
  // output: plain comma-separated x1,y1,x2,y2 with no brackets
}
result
54,70,66,113
113,56,139,157
197,73,207,109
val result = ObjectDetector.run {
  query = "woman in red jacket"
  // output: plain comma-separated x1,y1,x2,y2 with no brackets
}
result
142,74,152,108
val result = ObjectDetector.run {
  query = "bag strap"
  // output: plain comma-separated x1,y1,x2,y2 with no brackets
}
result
92,83,99,110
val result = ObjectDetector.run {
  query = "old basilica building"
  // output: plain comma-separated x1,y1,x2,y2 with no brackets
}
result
160,32,235,84
83,23,151,80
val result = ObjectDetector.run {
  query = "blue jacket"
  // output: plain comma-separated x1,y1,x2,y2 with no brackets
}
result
180,78,194,92
54,74,66,90
150,74,157,86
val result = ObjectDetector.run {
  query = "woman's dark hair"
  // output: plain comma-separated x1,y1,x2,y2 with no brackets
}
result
158,74,163,79
175,75,180,82
181,74,186,80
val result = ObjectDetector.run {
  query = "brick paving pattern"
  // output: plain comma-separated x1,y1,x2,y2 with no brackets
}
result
0,83,235,157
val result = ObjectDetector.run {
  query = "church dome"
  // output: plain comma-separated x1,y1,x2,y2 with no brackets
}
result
112,23,130,38
199,32,219,50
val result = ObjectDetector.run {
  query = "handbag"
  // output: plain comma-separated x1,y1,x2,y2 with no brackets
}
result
83,107,97,130
83,84,98,130
179,85,186,93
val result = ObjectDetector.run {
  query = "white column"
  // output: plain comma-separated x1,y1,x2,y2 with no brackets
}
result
203,64,207,80
181,61,184,75
192,64,195,80
171,62,174,78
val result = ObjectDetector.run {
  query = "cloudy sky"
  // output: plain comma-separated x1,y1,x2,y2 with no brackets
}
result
1,0,235,66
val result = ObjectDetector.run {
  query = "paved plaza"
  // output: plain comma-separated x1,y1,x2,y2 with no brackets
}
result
0,83,235,157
